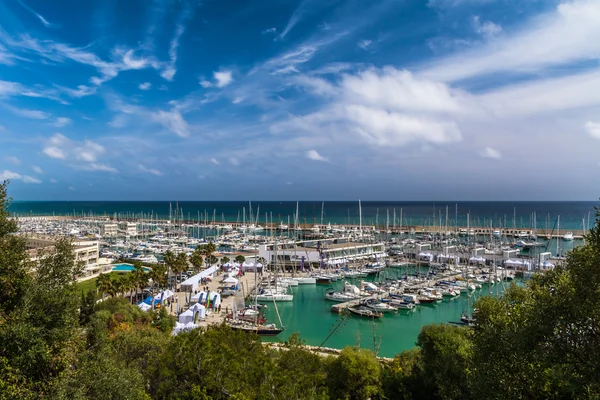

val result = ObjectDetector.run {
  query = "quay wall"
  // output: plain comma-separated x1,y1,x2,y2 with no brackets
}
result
14,215,587,237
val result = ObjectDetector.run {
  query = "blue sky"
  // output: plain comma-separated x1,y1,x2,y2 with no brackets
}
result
1,0,599,201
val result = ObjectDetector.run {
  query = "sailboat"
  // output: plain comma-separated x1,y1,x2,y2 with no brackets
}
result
227,249,285,336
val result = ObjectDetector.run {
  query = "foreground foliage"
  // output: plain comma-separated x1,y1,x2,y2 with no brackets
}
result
1,179,600,399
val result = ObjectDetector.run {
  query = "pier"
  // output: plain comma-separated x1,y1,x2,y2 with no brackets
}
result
11,215,587,239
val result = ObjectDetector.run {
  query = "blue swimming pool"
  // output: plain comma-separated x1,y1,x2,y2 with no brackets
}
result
112,263,150,272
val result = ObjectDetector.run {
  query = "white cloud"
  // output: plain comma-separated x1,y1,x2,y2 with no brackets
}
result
473,16,502,38
342,105,462,146
340,67,465,113
58,84,96,97
32,166,43,174
232,96,244,104
5,156,20,165
585,121,600,139
357,39,372,50
50,178,57,183
42,133,116,172
22,175,41,184
306,149,329,162
210,158,219,165
214,70,233,88
0,170,21,180
479,146,502,160
422,1,600,82
43,146,65,159
139,82,152,90
151,109,189,137
68,186,75,191
262,27,277,34
199,80,212,88
0,80,21,96
17,0,52,27
52,117,72,127
0,170,41,183
6,106,50,119
138,164,163,176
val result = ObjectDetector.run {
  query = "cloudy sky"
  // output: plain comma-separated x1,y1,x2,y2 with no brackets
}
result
0,0,599,201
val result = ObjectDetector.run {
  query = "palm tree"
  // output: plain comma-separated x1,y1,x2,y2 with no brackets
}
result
221,256,231,265
132,263,148,302
96,273,113,299
190,247,204,272
206,254,218,267
234,255,246,265
148,263,167,303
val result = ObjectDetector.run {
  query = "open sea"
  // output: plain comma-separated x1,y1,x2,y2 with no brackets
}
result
8,201,598,230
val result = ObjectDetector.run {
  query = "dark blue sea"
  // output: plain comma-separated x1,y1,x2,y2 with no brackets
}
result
8,201,597,230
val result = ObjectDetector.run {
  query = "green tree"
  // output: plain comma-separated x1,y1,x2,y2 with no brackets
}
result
268,333,329,399
189,247,204,271
470,207,600,399
220,256,230,265
96,273,113,299
79,290,96,325
327,346,382,400
234,254,246,265
131,263,148,302
415,324,473,400
205,254,218,267
172,252,188,276
0,180,32,316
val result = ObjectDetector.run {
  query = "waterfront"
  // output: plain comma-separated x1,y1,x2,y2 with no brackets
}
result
262,272,513,358
9,200,597,230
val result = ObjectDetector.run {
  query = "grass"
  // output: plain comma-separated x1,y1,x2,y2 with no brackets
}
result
76,272,130,295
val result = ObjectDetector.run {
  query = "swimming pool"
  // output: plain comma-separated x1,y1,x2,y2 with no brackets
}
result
111,263,150,272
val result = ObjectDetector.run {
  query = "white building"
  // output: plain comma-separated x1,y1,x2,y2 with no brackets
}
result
258,237,386,267
22,235,105,278
125,222,137,236
101,223,118,237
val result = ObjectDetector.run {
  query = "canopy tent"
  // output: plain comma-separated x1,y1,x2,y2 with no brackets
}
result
191,291,206,303
206,291,221,308
137,302,152,311
172,321,200,336
241,261,263,271
538,261,555,270
468,256,487,264
190,292,206,303
504,258,531,268
437,254,459,263
189,303,206,319
180,266,218,292
154,289,175,301
222,276,238,285
417,252,434,262
178,309,194,324
141,295,163,307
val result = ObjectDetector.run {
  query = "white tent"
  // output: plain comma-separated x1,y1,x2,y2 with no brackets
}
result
154,289,175,301
418,252,434,262
222,276,238,284
137,302,152,311
206,291,221,308
539,261,555,270
191,291,206,303
178,309,194,324
180,266,218,292
469,256,487,264
505,258,523,267
437,254,459,263
189,303,206,319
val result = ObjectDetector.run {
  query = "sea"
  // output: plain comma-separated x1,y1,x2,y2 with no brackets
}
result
8,200,598,230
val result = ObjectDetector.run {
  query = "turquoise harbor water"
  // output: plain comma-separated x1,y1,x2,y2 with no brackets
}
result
8,200,597,230
262,271,515,358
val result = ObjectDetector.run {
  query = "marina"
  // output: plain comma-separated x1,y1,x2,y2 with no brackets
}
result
9,200,592,357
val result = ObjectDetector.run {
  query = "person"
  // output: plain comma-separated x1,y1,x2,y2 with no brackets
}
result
218,304,221,313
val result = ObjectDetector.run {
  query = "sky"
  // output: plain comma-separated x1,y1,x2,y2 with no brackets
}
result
0,0,599,201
